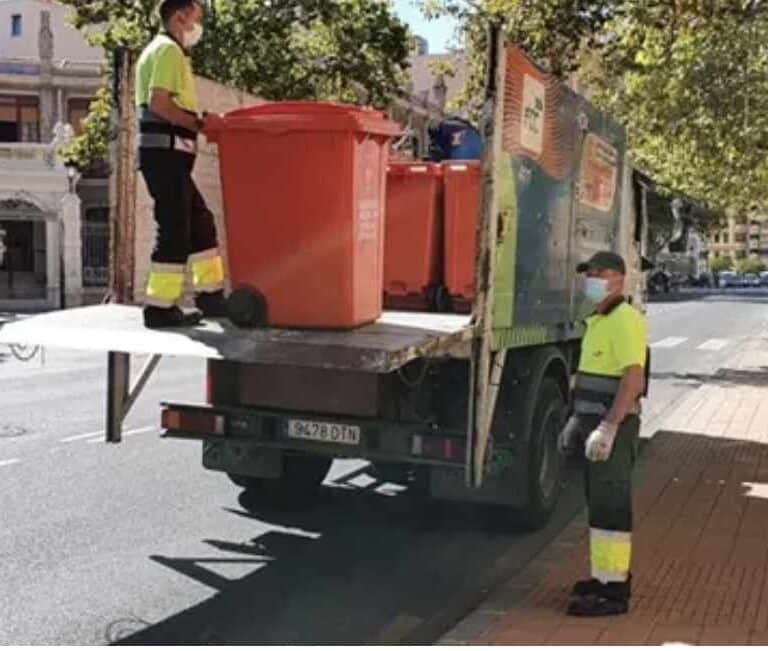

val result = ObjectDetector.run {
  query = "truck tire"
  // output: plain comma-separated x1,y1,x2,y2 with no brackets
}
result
227,452,333,497
517,377,566,529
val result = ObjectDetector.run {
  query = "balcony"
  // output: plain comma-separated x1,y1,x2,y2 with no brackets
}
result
0,142,64,172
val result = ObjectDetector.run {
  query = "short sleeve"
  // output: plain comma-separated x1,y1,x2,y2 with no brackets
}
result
149,43,183,96
612,307,648,371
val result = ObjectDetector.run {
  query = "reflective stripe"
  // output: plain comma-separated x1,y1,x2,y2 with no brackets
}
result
146,264,185,308
190,251,224,291
590,527,631,583
573,400,639,416
575,374,622,393
573,400,608,416
137,132,197,154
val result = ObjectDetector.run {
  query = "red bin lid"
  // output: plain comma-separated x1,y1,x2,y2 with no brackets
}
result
218,101,401,137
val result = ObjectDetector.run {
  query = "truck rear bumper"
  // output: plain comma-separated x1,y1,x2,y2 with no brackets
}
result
161,402,467,469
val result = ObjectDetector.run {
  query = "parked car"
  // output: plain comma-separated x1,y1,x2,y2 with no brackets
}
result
744,273,761,287
719,271,740,288
760,272,768,287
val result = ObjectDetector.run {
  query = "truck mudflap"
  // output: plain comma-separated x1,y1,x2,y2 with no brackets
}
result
161,402,467,469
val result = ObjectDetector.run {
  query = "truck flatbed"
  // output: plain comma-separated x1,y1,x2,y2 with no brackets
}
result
0,305,473,373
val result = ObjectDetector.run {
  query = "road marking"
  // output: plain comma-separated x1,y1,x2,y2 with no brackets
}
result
61,430,105,443
0,459,21,468
86,426,156,444
651,337,688,349
697,339,730,351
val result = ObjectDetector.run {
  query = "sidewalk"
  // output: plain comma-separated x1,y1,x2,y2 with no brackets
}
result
443,337,768,645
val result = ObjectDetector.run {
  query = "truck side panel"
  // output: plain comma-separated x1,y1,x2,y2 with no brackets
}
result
492,47,627,341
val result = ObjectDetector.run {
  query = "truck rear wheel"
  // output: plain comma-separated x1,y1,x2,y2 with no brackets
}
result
227,452,333,497
516,377,566,528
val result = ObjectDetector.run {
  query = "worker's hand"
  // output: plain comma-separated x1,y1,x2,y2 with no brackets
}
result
202,112,225,141
584,421,619,462
558,415,584,458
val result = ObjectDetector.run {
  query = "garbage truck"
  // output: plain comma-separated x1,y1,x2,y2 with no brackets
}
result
0,40,649,528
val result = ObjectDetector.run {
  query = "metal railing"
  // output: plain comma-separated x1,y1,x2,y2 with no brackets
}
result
82,221,109,287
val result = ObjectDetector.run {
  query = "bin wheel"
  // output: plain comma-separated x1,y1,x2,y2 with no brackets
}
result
431,285,453,313
227,288,268,328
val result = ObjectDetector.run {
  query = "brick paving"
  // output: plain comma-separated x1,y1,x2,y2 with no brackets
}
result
443,338,768,645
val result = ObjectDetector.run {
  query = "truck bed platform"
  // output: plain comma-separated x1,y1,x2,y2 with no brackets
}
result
0,305,473,372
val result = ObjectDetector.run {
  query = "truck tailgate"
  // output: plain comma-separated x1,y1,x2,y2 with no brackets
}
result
0,305,473,372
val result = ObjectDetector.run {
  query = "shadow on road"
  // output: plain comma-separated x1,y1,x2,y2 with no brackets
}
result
113,464,585,645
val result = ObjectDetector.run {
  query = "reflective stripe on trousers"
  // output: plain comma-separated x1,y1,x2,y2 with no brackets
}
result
188,247,224,293
590,527,631,583
145,262,185,308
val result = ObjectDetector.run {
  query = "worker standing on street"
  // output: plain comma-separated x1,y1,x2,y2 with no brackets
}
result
135,0,226,328
559,251,648,617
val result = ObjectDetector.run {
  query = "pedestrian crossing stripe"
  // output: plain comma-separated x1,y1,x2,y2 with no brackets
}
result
650,337,733,351
697,339,729,351
651,337,688,348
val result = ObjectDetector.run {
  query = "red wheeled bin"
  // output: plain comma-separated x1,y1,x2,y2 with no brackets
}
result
442,161,481,312
383,162,445,311
206,102,400,329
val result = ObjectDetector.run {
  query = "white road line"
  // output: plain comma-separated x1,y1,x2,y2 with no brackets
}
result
651,337,688,349
697,339,730,351
86,426,156,444
0,459,21,468
61,430,105,443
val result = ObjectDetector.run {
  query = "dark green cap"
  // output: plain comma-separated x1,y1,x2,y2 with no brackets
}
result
576,251,626,275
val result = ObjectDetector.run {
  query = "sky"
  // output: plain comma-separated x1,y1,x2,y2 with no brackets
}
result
392,0,459,54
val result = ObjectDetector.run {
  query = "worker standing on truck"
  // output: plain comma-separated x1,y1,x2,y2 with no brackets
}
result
559,251,648,617
135,0,226,328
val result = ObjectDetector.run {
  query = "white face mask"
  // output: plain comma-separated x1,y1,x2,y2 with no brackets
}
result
183,22,203,48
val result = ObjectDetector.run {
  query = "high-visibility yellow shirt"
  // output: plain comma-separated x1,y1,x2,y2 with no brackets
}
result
578,300,647,377
135,33,199,113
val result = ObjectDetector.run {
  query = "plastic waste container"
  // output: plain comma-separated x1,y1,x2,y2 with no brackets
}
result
442,161,481,312
383,162,445,311
207,102,400,329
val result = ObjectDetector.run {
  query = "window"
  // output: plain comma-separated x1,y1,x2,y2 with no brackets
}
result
723,233,730,244
0,95,40,142
11,14,21,37
68,98,94,137
735,233,747,244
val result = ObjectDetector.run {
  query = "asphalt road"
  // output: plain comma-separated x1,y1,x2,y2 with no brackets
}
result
0,290,766,644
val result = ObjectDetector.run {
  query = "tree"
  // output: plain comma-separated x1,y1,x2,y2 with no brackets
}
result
59,0,410,171
710,256,734,273
736,257,765,275
421,0,768,219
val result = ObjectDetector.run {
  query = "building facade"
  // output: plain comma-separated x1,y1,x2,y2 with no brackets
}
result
709,217,768,265
0,0,108,311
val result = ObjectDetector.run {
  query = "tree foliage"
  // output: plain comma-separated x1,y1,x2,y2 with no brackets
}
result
736,257,766,274
422,0,768,220
710,255,733,273
59,0,410,170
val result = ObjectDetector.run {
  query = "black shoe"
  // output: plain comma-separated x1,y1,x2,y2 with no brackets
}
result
571,573,632,599
567,592,629,617
144,306,203,329
195,290,227,318
571,578,604,597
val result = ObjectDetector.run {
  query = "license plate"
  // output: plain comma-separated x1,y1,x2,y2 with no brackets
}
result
287,419,361,446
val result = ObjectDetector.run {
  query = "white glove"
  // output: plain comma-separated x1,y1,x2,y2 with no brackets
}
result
585,421,619,462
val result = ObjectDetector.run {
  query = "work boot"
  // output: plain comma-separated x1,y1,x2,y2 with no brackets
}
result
143,306,203,329
195,290,227,318
567,578,631,617
571,573,632,598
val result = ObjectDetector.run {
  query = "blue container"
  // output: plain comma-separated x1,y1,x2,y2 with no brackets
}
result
428,118,483,161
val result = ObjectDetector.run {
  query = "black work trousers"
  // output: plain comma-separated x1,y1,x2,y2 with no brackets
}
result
139,148,218,265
